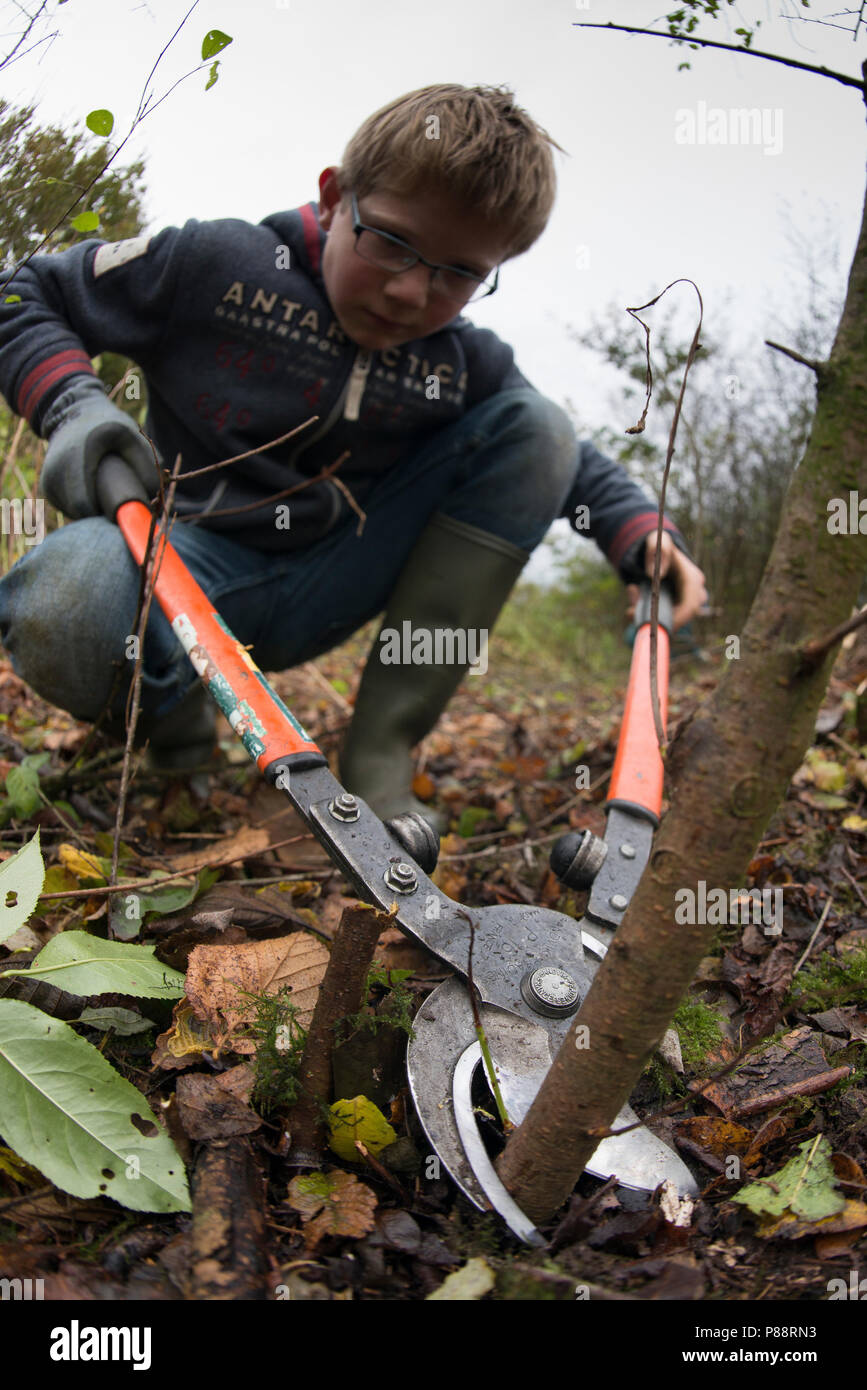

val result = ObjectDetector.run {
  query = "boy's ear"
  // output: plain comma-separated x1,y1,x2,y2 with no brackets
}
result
318,167,343,228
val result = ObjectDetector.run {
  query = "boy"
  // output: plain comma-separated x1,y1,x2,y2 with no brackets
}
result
0,83,706,832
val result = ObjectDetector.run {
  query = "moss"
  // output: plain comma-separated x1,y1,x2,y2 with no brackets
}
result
333,963,416,1047
673,998,727,1069
240,986,307,1114
786,944,867,1012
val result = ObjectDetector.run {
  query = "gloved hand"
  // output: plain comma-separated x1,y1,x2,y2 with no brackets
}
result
40,375,161,519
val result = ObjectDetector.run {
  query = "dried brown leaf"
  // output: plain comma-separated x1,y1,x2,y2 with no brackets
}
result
167,825,271,875
286,1170,377,1251
185,933,329,1053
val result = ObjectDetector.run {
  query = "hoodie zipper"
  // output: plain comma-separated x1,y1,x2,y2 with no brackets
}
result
342,348,372,421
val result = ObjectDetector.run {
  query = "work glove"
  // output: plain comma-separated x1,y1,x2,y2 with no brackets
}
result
40,375,161,520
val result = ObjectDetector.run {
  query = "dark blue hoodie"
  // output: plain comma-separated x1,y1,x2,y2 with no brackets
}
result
0,202,685,572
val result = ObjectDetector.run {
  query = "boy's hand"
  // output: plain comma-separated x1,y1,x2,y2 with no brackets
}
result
625,530,708,631
41,376,160,521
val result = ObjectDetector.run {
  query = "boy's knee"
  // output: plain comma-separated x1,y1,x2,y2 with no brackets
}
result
496,389,577,493
0,518,139,716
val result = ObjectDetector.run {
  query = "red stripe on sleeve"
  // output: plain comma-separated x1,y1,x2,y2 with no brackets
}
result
19,350,95,422
608,512,678,569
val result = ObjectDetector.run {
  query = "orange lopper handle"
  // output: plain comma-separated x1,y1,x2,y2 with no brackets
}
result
115,497,326,776
606,584,672,818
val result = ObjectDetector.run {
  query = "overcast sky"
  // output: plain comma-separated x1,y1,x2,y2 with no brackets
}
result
3,0,865,579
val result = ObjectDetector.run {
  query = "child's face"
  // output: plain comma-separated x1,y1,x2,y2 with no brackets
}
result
317,167,511,350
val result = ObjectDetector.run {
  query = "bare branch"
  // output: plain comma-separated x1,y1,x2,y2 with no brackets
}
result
764,338,827,377
574,21,865,91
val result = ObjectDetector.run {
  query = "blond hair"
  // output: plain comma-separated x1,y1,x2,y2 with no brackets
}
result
334,84,567,259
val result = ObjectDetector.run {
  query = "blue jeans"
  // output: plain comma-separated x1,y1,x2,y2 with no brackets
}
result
0,388,576,724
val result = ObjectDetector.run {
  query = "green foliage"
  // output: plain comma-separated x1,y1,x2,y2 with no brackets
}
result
0,752,50,824
0,930,186,999
786,944,867,1012
85,109,114,138
732,1134,844,1221
201,29,233,59
202,28,232,89
0,98,147,265
0,998,190,1211
334,962,416,1047
0,834,190,1211
673,997,725,1068
665,1,759,47
0,828,44,943
243,987,307,1114
496,556,630,693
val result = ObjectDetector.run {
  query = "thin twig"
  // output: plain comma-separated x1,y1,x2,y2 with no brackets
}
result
793,896,834,974
457,907,511,1130
764,340,826,376
108,456,184,907
301,662,354,715
37,835,311,902
180,450,353,521
799,605,867,672
178,420,319,481
439,829,565,862
330,475,367,536
625,279,704,750
573,21,864,91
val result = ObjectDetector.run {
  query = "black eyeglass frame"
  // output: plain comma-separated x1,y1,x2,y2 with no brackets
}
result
348,192,500,303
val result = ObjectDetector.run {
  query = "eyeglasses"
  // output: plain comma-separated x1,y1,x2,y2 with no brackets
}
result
349,192,499,304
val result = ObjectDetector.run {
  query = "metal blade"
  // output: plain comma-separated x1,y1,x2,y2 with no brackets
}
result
408,976,699,1233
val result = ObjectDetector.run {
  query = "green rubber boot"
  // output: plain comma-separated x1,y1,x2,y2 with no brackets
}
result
339,512,530,833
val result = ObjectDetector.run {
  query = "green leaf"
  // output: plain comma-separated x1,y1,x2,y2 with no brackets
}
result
5,764,41,818
328,1095,397,1162
70,211,100,233
0,999,190,1211
79,1006,155,1035
0,930,185,999
132,874,200,920
0,831,44,944
202,28,233,59
456,805,492,838
85,109,114,137
205,60,220,91
3,295,21,304
731,1135,845,1221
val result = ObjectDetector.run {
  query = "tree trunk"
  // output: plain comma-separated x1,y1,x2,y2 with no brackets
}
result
498,165,867,1224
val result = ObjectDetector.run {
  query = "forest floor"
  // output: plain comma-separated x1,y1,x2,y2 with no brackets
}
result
0,603,865,1305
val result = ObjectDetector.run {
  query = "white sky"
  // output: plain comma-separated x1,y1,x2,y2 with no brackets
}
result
3,0,865,580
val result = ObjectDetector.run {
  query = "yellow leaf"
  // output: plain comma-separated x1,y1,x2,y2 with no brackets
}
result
842,814,867,833
0,1145,42,1185
803,752,848,793
57,843,107,883
427,1256,496,1301
328,1095,396,1162
166,1001,214,1058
